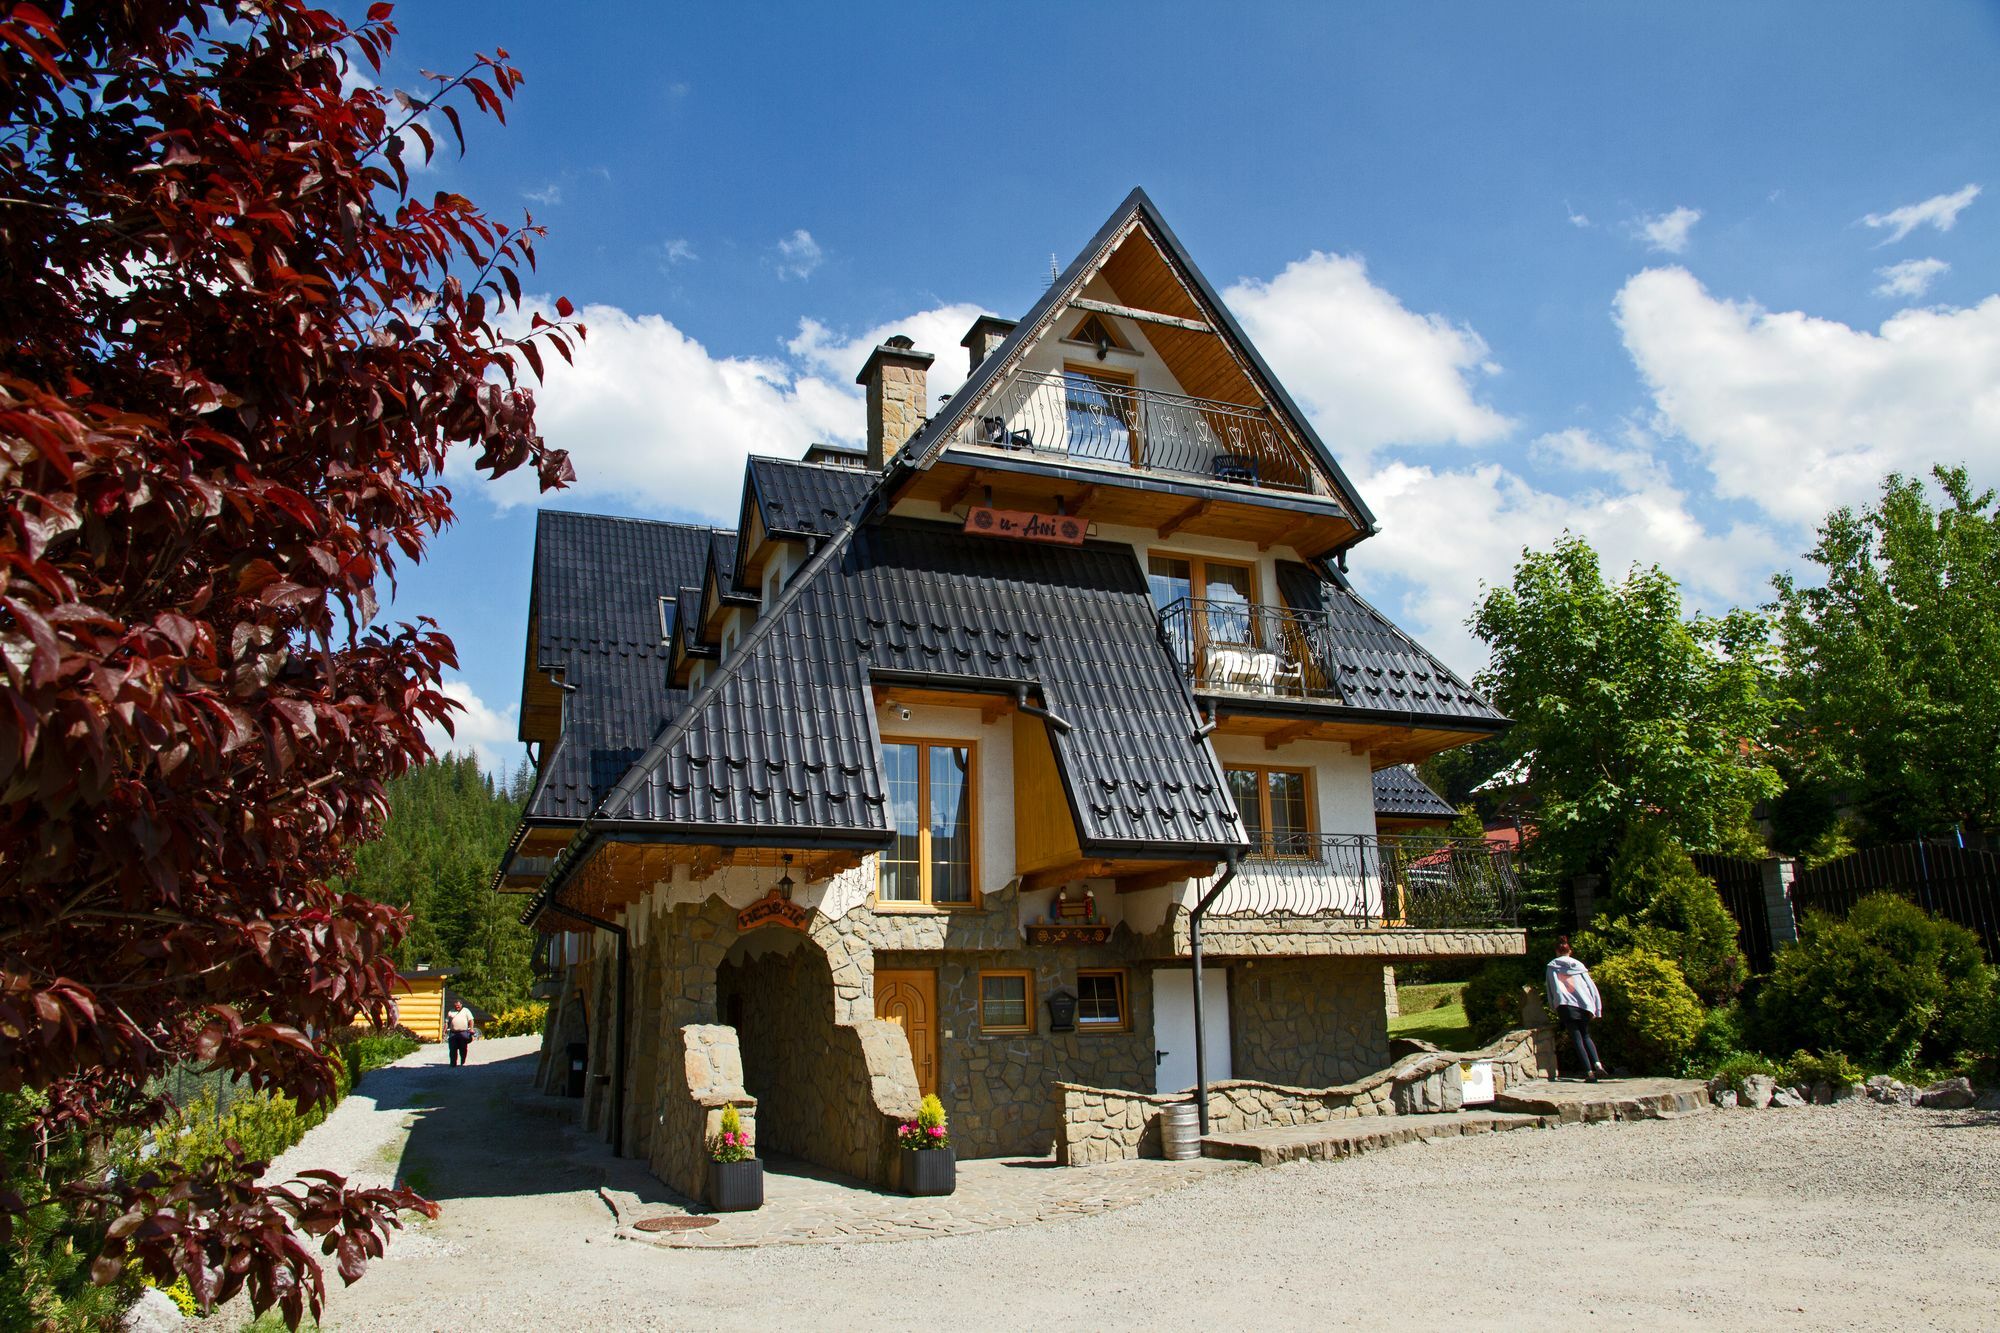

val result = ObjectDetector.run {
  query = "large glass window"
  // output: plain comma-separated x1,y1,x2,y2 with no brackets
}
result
879,741,976,907
1228,765,1312,857
1063,369,1135,463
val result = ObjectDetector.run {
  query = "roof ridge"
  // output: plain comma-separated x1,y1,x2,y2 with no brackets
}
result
538,507,737,537
888,187,1376,541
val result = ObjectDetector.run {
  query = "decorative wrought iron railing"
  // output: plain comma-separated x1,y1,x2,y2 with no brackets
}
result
958,369,1317,493
1157,596,1342,702
1201,833,1521,929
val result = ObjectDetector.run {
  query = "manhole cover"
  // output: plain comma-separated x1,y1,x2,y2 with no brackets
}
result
632,1215,718,1233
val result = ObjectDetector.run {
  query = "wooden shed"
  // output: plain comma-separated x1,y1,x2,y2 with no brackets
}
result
396,967,453,1043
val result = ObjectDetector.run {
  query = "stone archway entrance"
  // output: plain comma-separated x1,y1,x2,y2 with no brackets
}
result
715,930,836,1163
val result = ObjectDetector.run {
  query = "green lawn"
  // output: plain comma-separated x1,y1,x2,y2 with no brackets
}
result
1388,981,1474,1050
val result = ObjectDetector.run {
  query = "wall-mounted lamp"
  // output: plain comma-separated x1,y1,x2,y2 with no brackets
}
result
776,853,796,902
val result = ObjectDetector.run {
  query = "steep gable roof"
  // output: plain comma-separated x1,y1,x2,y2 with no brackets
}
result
1274,561,1505,727
893,188,1377,541
592,519,1241,858
1372,765,1458,821
522,511,725,821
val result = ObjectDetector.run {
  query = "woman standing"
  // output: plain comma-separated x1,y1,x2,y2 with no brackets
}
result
1546,938,1608,1082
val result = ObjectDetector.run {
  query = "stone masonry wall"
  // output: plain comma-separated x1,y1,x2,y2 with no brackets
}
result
1055,1027,1557,1165
652,1023,758,1201
1230,957,1391,1088
877,942,1157,1160
719,944,921,1185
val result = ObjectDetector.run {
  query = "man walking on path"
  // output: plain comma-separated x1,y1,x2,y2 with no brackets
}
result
447,997,476,1067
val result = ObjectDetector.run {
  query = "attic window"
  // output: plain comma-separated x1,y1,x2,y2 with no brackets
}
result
1064,313,1129,355
658,596,676,641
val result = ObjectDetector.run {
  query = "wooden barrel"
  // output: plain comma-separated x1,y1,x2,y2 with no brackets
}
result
1161,1100,1201,1160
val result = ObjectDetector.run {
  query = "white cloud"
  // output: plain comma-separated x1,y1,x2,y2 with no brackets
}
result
1873,256,1949,300
423,678,522,777
775,229,823,280
1346,450,1784,673
476,300,987,520
525,183,562,206
1633,206,1702,255
1861,184,1980,245
660,237,697,266
1616,266,2000,528
1222,251,1512,457
787,302,991,403
1566,203,1591,228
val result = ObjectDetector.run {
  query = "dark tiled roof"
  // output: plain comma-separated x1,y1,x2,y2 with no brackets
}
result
747,456,877,539
1275,562,1504,726
602,520,1241,857
525,511,726,820
1372,765,1457,821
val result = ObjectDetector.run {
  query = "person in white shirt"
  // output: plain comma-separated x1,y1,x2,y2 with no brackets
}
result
1545,937,1607,1083
446,998,476,1067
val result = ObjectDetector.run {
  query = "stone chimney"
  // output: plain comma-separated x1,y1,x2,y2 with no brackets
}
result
960,315,1019,378
855,335,934,469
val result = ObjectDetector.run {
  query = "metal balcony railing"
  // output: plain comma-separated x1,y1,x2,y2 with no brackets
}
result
1157,597,1343,702
958,369,1318,493
1201,833,1522,929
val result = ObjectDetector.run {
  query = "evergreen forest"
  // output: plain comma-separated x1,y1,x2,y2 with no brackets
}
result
343,754,538,1014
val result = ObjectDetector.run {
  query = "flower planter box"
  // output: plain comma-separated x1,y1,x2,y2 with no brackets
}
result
706,1158,764,1212
899,1146,956,1197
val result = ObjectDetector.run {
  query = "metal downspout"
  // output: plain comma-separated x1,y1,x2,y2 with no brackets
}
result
544,902,630,1159
1188,854,1239,1137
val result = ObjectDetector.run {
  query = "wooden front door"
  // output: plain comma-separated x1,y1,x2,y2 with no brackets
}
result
875,969,938,1098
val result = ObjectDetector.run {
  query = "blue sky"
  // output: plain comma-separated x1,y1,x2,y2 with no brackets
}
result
359,2,2000,774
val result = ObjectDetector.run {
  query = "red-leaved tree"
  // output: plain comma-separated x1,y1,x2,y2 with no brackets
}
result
0,2,575,1323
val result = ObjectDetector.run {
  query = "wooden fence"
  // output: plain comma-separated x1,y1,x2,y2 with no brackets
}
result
1691,852,1775,973
1789,841,2000,962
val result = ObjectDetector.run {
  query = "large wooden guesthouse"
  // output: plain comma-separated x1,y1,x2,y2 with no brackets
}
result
498,190,1523,1195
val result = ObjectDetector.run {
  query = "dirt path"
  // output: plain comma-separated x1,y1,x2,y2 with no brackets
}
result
290,1039,2000,1331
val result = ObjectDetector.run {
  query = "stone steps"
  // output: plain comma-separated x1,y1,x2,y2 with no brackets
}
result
1491,1077,1713,1124
1200,1109,1551,1166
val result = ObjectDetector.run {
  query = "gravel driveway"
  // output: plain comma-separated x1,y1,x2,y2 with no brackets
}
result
288,1037,2000,1332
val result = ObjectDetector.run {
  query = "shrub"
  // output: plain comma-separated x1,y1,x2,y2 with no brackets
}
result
1682,1001,1749,1075
482,1002,549,1038
1783,1049,1862,1088
1461,956,1542,1043
0,1092,133,1330
1594,949,1705,1074
710,1103,752,1164
342,1033,421,1088
1705,1051,1782,1095
1580,823,1747,1005
1755,893,1999,1067
898,1093,951,1151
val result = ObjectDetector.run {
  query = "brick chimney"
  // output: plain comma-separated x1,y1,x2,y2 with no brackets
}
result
960,315,1018,377
855,335,935,469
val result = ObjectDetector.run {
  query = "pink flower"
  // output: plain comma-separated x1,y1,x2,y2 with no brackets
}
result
928,1125,944,1137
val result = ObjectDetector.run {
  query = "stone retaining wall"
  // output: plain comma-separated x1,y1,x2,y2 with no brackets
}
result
1055,1027,1557,1165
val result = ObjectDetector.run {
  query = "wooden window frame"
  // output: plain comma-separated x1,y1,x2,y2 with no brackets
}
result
978,969,1035,1035
1225,763,1316,858
1146,549,1261,617
874,737,981,911
1075,968,1130,1033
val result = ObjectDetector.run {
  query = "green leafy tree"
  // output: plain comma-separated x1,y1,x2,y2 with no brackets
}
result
1771,465,2000,844
1577,822,1746,1005
1471,535,1784,880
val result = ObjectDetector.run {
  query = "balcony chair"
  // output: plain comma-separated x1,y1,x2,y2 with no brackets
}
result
1211,453,1259,485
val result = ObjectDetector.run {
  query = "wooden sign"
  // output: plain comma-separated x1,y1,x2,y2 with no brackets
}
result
736,890,811,934
963,506,1086,546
